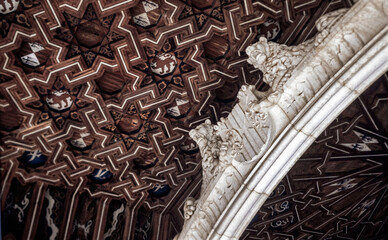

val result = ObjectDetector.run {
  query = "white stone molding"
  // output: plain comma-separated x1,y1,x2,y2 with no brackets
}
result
176,0,388,239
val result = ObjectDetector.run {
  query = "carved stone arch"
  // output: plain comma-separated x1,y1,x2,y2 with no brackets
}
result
176,0,388,239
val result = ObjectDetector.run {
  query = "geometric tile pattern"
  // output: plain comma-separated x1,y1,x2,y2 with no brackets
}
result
241,73,388,240
0,0,356,239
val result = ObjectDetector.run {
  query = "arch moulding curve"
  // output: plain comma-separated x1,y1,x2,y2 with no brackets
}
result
176,0,388,239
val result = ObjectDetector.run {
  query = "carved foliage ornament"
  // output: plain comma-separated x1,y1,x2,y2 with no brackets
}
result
245,8,347,92
189,119,243,195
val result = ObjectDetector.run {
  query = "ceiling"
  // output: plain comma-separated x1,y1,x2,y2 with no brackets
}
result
242,73,388,240
0,0,361,239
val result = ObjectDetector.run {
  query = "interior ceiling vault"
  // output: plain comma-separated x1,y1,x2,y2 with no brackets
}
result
0,0,364,239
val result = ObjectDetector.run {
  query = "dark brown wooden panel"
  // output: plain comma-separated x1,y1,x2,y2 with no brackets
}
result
0,0,356,239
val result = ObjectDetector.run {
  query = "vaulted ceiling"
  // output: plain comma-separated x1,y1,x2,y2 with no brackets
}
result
0,0,362,239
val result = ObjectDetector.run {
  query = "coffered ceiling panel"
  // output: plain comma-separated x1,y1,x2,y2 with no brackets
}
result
0,0,356,239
